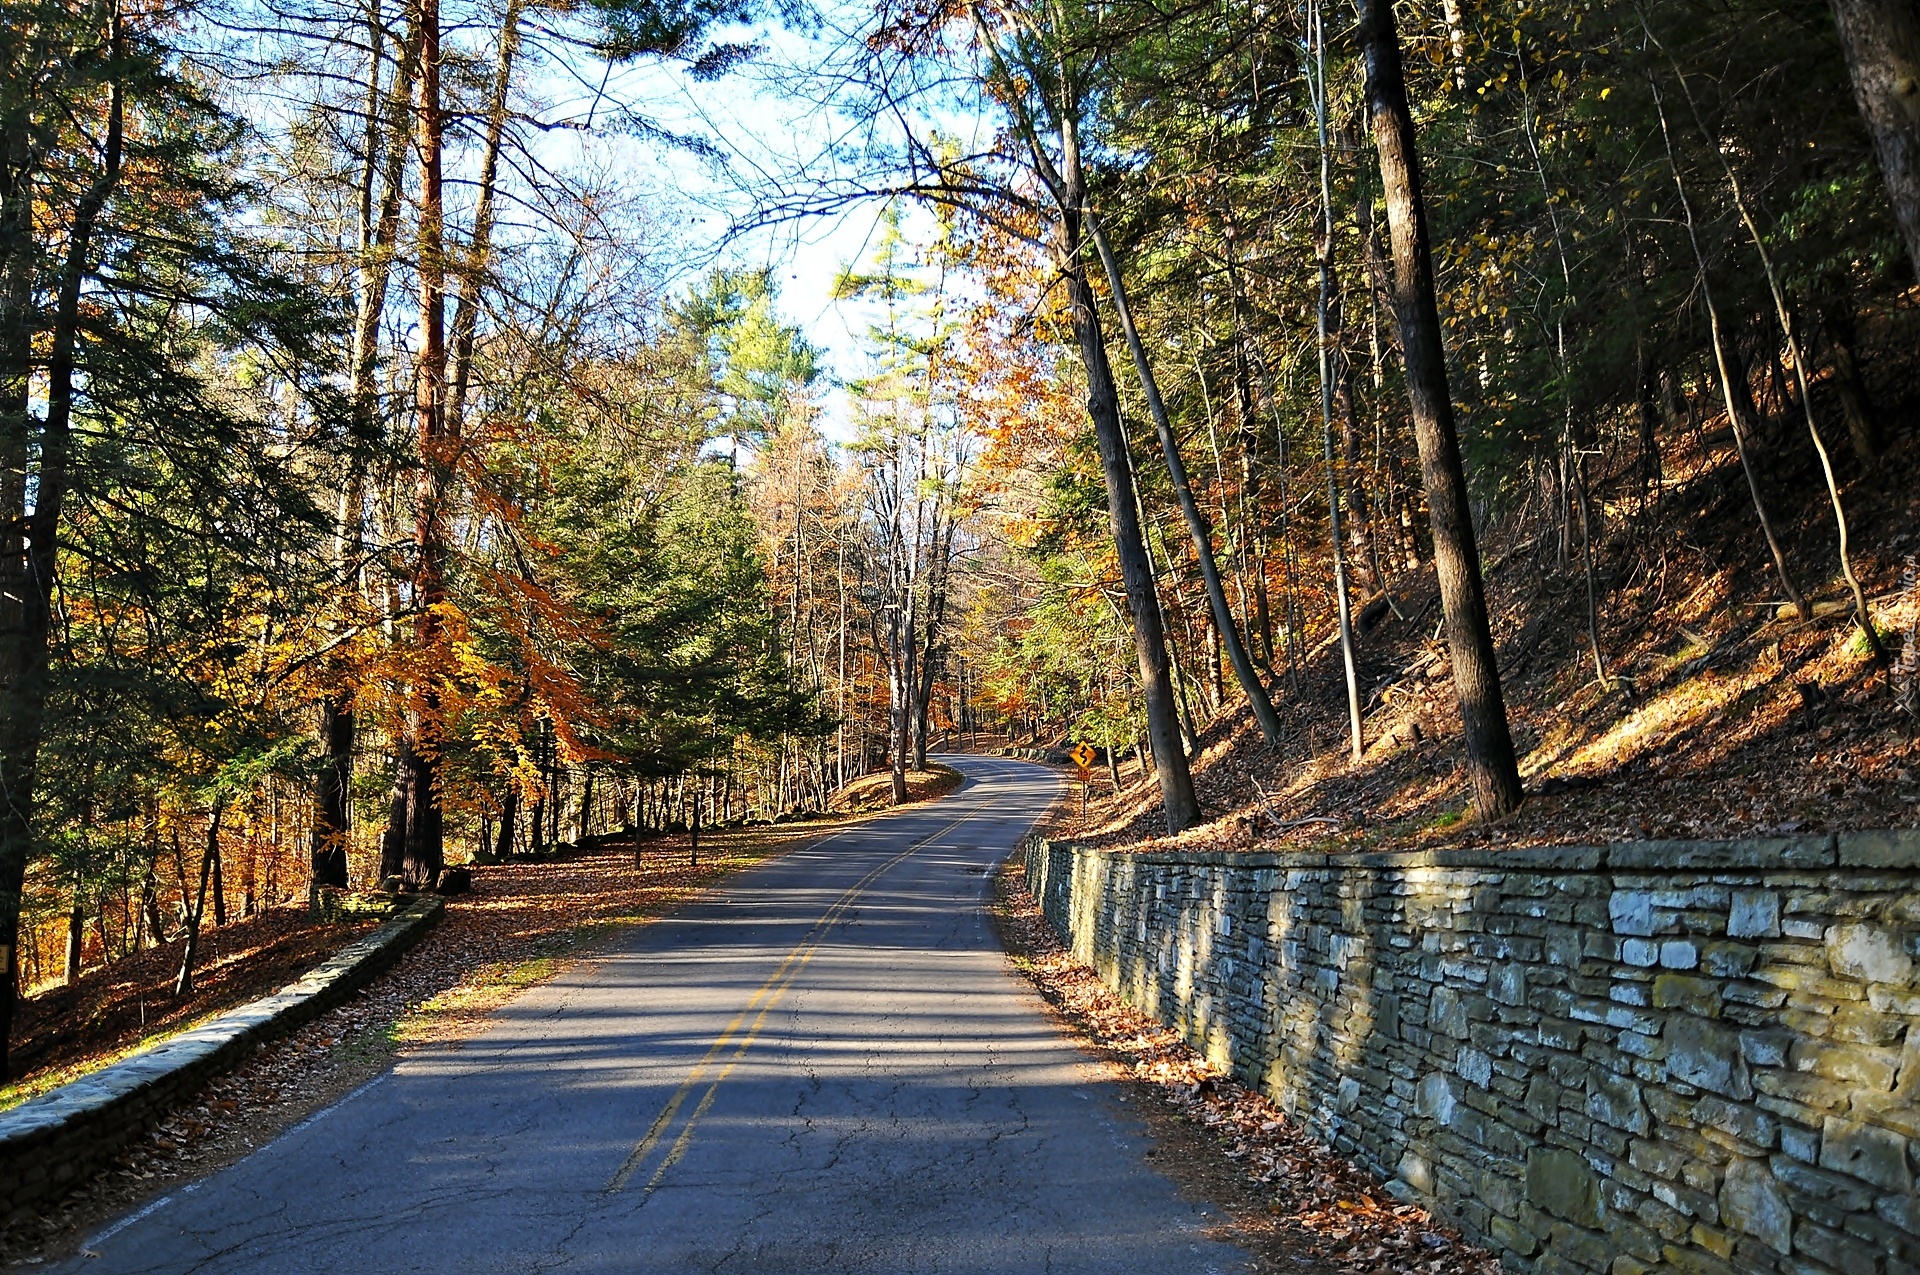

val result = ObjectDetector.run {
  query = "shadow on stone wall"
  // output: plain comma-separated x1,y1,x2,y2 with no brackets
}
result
1025,833,1920,1275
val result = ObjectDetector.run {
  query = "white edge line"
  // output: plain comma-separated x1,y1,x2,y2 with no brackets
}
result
80,1190,174,1251
275,1073,388,1143
79,1073,389,1256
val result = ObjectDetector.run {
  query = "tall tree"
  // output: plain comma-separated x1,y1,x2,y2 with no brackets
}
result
0,0,339,1071
380,0,451,889
1357,0,1523,821
0,0,127,1070
311,2,420,897
969,6,1200,831
1829,0,1920,283
1085,213,1287,748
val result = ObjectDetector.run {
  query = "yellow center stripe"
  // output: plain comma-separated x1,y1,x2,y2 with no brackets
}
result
604,795,1003,1196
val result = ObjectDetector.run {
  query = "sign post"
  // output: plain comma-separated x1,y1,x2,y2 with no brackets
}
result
1069,742,1097,821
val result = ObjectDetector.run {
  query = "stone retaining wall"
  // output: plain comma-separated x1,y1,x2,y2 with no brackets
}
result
0,895,444,1221
1025,832,1920,1275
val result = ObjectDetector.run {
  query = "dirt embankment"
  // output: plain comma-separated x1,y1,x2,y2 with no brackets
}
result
1056,329,1920,857
829,763,964,812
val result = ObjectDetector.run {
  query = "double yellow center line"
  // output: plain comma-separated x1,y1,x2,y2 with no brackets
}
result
603,795,1002,1198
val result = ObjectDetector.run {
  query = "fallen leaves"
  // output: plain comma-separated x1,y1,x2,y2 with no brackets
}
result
3,909,384,1111
995,854,1501,1275
1039,435,1920,862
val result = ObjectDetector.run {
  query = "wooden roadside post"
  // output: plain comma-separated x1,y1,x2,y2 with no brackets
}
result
689,789,700,868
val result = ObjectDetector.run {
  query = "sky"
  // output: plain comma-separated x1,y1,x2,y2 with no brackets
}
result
518,9,960,443
532,7,985,443
216,0,977,445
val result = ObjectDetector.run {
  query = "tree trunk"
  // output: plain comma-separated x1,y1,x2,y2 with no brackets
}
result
0,82,37,1053
383,0,448,889
889,654,911,804
912,647,938,771
1356,164,1425,578
1830,0,1920,284
140,871,165,947
1635,338,1664,495
1152,528,1203,752
1685,74,1887,657
0,35,123,1075
378,781,407,881
1204,611,1224,711
912,518,952,772
1310,5,1365,762
491,786,515,864
1339,376,1380,597
572,767,593,843
688,787,700,867
1649,74,1809,622
210,833,226,929
1726,338,1774,451
1359,0,1523,820
174,803,225,999
64,895,83,986
1822,301,1880,466
1086,214,1285,748
1069,246,1200,831
312,697,354,893
446,0,525,428
969,6,1198,833
1231,344,1276,665
314,7,419,900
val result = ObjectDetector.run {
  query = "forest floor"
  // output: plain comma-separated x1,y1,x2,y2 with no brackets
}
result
995,849,1498,1275
0,816,872,1264
828,761,964,811
2,909,384,1115
1056,308,1920,855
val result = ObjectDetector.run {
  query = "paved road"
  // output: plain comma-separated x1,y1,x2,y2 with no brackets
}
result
68,756,1250,1274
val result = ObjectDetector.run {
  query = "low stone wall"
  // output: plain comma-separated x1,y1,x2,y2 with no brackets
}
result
1025,832,1920,1275
0,895,444,1221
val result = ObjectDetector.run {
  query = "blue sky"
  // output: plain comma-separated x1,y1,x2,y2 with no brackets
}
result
531,9,983,442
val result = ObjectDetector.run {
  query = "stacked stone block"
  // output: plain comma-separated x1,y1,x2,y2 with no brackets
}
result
0,895,444,1223
1024,833,1920,1274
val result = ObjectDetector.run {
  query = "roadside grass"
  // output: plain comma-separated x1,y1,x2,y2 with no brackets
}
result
382,837,794,1044
0,1011,229,1114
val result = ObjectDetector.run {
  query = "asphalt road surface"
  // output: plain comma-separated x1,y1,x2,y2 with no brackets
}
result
69,755,1251,1274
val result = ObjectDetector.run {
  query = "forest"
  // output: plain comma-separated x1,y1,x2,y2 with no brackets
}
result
0,0,1915,1085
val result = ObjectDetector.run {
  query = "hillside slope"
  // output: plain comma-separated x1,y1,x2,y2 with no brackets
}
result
1066,306,1920,855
